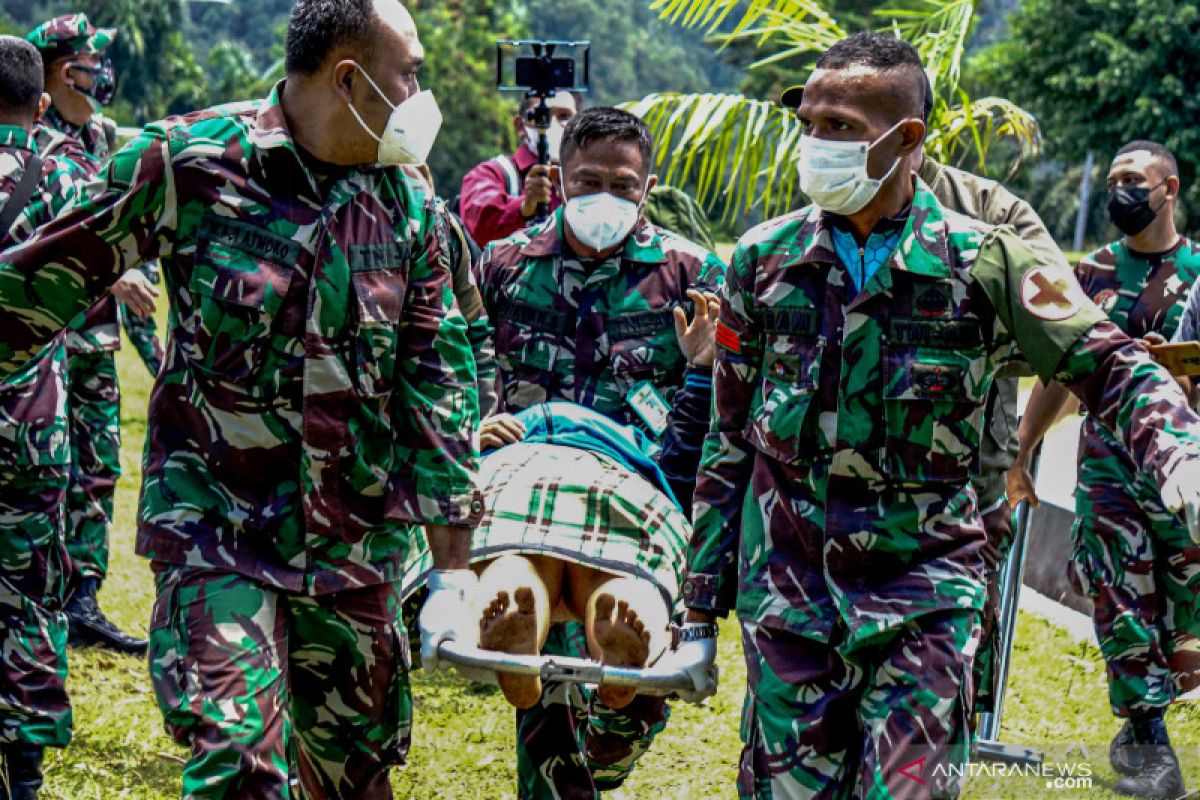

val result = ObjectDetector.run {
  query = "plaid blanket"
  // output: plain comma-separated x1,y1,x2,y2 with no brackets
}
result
401,442,691,611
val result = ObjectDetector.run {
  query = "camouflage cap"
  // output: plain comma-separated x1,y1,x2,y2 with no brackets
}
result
26,14,117,59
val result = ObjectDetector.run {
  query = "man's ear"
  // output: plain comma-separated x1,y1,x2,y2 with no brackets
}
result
331,59,359,106
899,118,927,154
59,60,75,90
35,92,51,122
645,173,659,196
1165,175,1181,201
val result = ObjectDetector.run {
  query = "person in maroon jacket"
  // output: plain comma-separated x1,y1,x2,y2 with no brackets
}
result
458,91,577,247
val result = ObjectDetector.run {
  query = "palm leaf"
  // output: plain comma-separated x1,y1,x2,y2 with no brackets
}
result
625,92,803,222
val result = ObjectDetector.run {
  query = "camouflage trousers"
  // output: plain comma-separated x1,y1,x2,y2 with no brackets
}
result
1071,449,1200,716
516,622,670,799
147,564,412,799
738,610,980,800
0,468,72,748
66,350,121,581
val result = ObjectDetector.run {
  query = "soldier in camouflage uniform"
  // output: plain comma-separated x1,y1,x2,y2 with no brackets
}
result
27,13,163,655
475,107,725,799
684,34,1200,799
0,36,85,800
0,1,484,797
1014,141,1200,798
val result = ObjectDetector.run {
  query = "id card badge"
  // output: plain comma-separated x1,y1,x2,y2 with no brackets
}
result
626,380,671,437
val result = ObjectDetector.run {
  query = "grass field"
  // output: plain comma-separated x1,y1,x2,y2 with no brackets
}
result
37,319,1200,800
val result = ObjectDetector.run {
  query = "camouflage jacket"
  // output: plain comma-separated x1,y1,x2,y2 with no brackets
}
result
0,126,78,468
35,105,162,363
477,209,726,422
1075,237,1200,471
686,180,1200,643
0,85,483,594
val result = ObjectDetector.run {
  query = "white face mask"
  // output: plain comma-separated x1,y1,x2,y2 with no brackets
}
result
561,179,648,253
525,122,565,161
346,66,443,166
795,119,910,215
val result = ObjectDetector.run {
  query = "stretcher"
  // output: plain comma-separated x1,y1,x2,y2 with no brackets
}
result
437,638,717,699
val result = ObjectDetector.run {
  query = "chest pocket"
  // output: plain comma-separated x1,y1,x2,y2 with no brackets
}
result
187,215,298,385
495,296,570,409
608,307,681,397
746,307,823,466
882,315,989,483
349,242,410,399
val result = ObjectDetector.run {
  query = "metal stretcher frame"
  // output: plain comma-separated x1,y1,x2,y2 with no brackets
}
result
437,639,717,699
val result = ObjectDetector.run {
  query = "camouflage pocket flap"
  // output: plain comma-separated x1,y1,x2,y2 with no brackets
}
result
192,241,295,315
762,334,821,388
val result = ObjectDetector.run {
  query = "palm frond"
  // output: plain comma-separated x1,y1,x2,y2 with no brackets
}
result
624,93,804,222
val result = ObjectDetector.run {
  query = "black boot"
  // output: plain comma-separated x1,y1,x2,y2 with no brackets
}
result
1111,719,1143,776
0,742,44,800
1114,745,1185,799
65,577,148,656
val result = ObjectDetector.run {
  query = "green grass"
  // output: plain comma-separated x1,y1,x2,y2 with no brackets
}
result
38,325,1200,800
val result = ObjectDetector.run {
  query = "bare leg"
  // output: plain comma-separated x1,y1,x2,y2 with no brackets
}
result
476,555,563,708
564,563,671,710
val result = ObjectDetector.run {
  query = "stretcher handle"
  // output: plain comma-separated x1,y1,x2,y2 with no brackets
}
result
437,640,713,698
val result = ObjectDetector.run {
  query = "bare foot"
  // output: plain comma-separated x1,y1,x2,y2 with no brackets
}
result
591,593,650,709
479,587,543,709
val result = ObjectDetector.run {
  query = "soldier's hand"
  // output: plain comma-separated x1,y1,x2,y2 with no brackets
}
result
520,164,554,218
479,414,526,450
673,290,722,368
1005,455,1039,509
666,621,719,704
1160,460,1200,544
418,569,479,671
111,269,160,318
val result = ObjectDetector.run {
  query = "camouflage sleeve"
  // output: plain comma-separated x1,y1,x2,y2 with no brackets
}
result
1173,280,1200,343
120,304,163,375
391,193,484,527
685,244,761,615
972,227,1105,382
473,242,502,416
439,207,498,418
0,128,171,377
975,228,1200,485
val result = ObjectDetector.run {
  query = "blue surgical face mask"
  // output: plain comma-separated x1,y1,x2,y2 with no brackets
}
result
795,119,910,215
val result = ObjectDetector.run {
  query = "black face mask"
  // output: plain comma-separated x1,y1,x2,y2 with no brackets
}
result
1107,181,1165,236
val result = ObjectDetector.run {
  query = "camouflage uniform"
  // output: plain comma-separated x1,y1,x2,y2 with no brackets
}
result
28,14,163,586
1071,238,1200,716
1173,273,1200,344
0,86,483,798
0,126,80,748
477,210,725,799
919,158,1060,714
687,180,1200,798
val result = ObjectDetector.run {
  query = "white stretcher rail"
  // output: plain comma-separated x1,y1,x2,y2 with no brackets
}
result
437,640,716,700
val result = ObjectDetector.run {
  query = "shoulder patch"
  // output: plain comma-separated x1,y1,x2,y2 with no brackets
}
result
1020,265,1089,321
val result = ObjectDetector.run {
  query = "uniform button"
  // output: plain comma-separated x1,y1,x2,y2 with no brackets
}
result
682,580,695,597
470,499,484,514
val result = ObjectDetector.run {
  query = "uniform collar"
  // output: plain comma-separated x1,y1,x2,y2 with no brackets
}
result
518,206,668,265
798,177,953,279
251,81,298,155
0,125,37,154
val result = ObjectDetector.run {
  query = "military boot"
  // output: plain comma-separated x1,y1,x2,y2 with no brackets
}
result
65,577,147,656
1113,745,1185,799
1111,719,1143,776
0,742,45,800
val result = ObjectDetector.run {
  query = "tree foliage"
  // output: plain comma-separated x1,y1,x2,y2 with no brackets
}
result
976,0,1200,228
